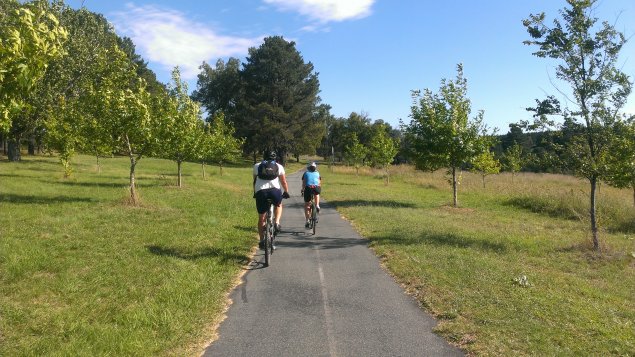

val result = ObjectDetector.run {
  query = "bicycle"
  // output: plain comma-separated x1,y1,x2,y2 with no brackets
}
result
307,191,318,236
263,198,276,266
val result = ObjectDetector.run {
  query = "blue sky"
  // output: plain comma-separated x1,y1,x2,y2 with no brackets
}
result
65,0,635,133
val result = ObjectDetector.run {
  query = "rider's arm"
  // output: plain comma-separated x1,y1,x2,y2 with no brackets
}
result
280,174,290,193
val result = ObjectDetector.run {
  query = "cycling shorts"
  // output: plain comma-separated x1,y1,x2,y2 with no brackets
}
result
303,185,321,203
255,188,283,214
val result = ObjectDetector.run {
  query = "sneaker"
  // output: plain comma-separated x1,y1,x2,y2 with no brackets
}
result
274,223,281,234
305,220,310,228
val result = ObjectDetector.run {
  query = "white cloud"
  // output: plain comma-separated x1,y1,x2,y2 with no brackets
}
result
264,0,374,23
111,4,262,80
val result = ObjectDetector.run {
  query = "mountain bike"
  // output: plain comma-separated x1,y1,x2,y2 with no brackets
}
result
263,198,276,266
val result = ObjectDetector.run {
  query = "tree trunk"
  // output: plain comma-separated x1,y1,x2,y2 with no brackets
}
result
28,137,35,155
129,155,138,205
589,177,599,250
252,152,257,164
202,163,206,180
385,166,389,185
632,184,634,208
219,162,224,176
7,139,21,161
96,155,101,174
177,160,182,188
452,166,458,207
482,174,486,189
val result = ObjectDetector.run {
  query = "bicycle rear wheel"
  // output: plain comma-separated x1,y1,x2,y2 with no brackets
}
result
311,201,317,235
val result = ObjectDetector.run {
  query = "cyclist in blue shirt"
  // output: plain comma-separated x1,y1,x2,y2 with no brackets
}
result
301,161,321,228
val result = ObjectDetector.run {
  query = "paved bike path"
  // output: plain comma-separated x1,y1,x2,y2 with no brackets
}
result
203,171,462,357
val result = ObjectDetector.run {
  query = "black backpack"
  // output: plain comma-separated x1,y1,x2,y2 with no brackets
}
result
257,160,279,180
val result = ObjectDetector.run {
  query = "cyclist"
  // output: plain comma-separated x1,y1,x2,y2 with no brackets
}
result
301,161,321,228
254,151,289,248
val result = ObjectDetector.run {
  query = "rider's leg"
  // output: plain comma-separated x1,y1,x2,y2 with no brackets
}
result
274,204,282,225
315,194,320,210
257,213,266,240
304,201,311,219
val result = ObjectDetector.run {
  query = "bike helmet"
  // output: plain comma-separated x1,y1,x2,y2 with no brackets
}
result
264,150,277,160
307,161,317,172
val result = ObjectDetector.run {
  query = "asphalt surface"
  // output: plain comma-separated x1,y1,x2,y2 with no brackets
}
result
202,170,463,357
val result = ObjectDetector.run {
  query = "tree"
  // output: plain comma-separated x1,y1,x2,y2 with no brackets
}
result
403,64,492,207
503,143,524,183
523,0,633,250
344,133,368,176
471,150,501,188
160,67,202,188
0,0,67,159
368,127,398,184
104,76,157,204
203,112,243,176
192,58,242,120
234,36,323,163
605,117,635,207
39,5,136,176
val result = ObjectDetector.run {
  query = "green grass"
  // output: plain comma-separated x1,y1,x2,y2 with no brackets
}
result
323,166,635,356
3,157,634,356
0,155,257,356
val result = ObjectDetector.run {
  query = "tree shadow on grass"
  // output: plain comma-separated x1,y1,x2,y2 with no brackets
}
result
234,225,255,233
147,244,249,264
503,197,579,221
374,230,508,253
0,193,95,204
607,219,635,234
328,199,417,209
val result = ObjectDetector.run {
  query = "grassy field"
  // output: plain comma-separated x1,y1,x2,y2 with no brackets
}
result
0,154,261,356
322,165,635,356
2,155,634,356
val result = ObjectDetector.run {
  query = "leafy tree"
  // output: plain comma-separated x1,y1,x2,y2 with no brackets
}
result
103,76,157,204
471,150,501,188
523,0,633,249
117,36,164,95
160,67,202,188
503,143,524,182
196,36,323,163
203,112,243,176
39,5,132,176
605,117,635,207
403,64,492,207
192,58,242,120
368,128,398,184
0,0,67,159
344,133,368,176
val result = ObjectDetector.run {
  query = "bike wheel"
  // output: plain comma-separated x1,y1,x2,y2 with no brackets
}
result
264,229,270,266
311,202,317,235
264,217,271,266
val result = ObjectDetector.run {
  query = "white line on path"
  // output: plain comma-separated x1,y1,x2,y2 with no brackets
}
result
315,245,338,357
